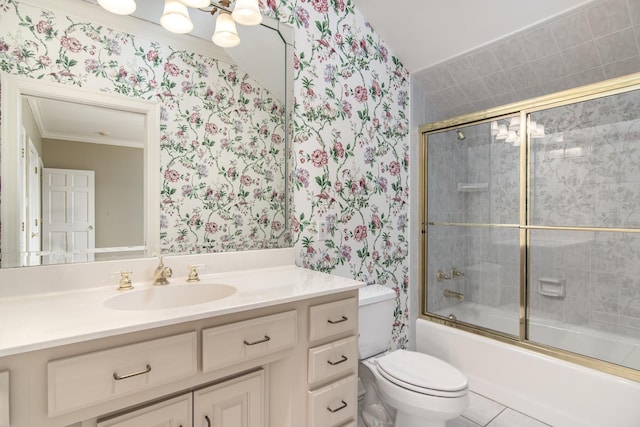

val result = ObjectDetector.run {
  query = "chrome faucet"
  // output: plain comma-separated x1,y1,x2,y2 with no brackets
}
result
444,289,464,301
153,257,173,285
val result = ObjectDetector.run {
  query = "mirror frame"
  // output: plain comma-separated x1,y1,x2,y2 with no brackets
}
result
1,73,161,266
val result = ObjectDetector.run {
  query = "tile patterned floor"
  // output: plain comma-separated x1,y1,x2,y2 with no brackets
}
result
358,390,551,427
447,391,551,427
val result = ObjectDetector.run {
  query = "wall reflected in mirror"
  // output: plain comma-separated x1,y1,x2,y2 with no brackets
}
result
19,96,145,267
0,0,292,269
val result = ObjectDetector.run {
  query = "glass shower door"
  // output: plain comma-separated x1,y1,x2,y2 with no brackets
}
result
528,89,640,370
425,118,521,336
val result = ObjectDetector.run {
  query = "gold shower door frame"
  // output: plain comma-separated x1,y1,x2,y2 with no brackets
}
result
418,72,640,383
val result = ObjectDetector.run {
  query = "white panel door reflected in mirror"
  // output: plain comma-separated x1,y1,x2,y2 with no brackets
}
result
0,74,160,268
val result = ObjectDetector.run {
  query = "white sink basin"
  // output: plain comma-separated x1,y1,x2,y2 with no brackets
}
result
104,283,237,310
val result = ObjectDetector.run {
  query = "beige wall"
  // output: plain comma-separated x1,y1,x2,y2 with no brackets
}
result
42,140,144,248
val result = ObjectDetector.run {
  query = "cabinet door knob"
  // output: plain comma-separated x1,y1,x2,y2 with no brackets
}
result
205,415,211,427
327,400,348,413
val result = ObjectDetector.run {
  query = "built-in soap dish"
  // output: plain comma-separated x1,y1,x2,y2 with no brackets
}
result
538,277,565,298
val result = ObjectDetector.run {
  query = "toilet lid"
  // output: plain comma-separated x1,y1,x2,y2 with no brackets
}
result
375,350,468,397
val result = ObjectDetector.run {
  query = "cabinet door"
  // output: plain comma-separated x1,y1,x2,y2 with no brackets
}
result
97,393,192,427
194,370,264,427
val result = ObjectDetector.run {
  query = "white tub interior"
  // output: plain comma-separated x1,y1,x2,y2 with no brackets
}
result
436,302,640,370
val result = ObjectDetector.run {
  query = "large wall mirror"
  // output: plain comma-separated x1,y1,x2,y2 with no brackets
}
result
0,0,292,269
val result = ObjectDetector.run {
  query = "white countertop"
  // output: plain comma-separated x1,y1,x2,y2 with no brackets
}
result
0,265,363,357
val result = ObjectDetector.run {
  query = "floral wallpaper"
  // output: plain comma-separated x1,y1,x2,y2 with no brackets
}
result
266,0,411,348
0,0,288,253
0,0,412,350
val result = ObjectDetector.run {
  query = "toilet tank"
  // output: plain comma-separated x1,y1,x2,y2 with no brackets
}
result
358,285,396,359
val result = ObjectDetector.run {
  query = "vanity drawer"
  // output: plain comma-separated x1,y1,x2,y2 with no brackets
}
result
308,374,357,427
202,310,297,373
48,332,197,416
308,336,357,384
308,298,357,342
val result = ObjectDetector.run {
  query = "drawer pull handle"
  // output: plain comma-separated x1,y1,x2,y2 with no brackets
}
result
205,415,211,427
327,355,348,366
327,316,348,324
243,335,271,346
113,364,151,381
327,400,348,413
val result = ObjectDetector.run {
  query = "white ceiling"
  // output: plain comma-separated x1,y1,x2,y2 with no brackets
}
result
27,97,145,148
353,0,598,73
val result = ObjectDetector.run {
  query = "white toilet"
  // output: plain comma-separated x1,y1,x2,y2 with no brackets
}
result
358,285,469,427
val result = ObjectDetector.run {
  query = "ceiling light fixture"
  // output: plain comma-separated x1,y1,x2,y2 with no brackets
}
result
97,0,263,47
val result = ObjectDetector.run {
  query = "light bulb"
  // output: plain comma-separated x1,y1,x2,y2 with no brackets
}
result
160,0,194,34
490,121,499,136
508,116,520,131
232,0,263,26
212,13,240,47
496,124,508,140
531,124,546,139
97,0,136,15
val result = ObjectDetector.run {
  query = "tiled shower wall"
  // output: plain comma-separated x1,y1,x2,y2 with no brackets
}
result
414,0,640,122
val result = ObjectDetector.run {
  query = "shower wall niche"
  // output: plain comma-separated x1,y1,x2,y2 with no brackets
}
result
420,73,640,381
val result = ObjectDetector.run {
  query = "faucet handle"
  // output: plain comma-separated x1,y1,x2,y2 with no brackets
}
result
116,270,134,291
436,270,451,281
187,264,206,282
450,268,465,278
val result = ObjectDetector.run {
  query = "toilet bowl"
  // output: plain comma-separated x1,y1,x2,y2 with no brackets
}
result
361,350,468,427
358,285,469,427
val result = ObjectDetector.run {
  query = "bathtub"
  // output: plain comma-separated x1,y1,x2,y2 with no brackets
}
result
435,302,640,370
417,315,640,427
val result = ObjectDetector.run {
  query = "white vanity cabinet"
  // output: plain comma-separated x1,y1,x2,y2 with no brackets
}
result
0,289,360,427
98,370,264,427
306,298,359,427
